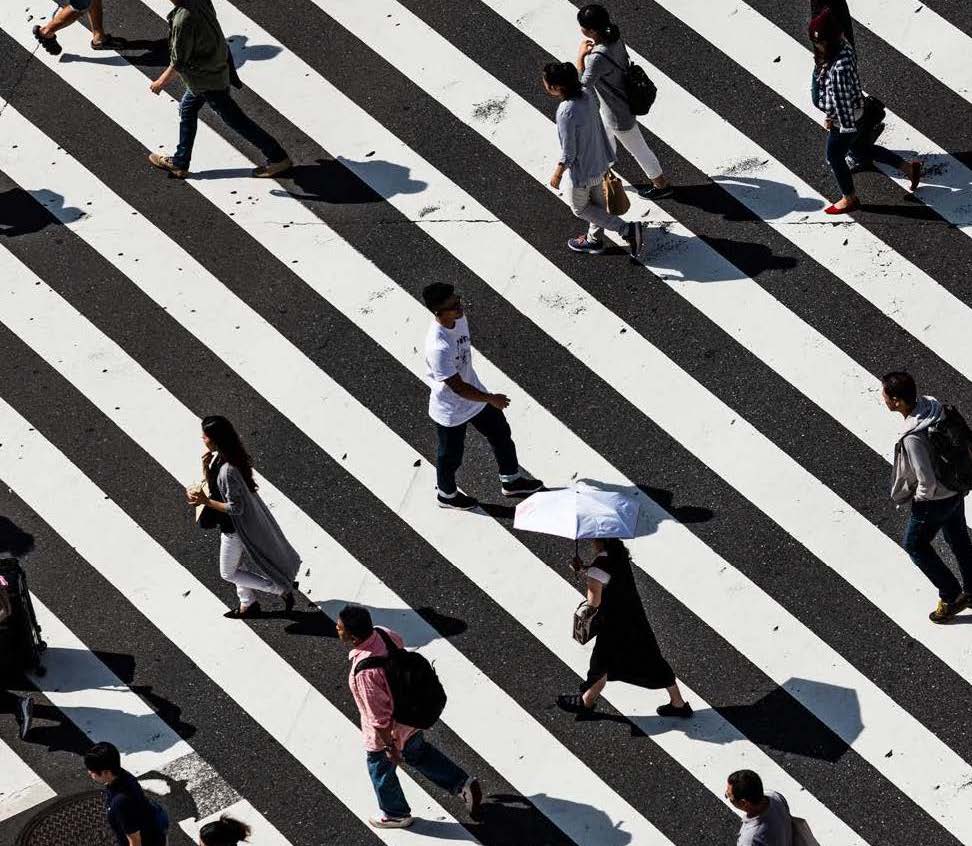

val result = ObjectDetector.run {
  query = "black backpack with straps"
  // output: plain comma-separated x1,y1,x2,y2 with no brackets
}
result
354,628,447,730
594,48,657,116
927,405,972,494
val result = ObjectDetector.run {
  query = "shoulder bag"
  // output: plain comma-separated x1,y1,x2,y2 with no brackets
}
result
602,170,630,215
572,600,600,644
594,47,658,116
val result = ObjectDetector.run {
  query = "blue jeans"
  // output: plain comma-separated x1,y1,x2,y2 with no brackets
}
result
902,495,972,602
365,732,468,818
173,88,287,170
826,126,906,197
435,404,518,495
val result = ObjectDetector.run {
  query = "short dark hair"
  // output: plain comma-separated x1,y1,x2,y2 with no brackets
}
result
543,62,583,100
728,770,764,804
881,371,917,406
338,604,374,640
84,742,121,775
422,282,455,313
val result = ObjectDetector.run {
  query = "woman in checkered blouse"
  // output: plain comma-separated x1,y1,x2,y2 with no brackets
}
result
809,8,921,214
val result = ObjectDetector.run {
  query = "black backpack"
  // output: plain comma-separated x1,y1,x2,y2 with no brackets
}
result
927,405,972,494
595,49,657,116
354,628,446,730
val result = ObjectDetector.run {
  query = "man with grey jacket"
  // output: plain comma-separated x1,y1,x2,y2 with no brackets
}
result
883,371,972,622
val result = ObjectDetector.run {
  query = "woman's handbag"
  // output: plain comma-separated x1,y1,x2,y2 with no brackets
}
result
602,170,630,216
791,817,820,846
190,479,221,531
572,600,600,645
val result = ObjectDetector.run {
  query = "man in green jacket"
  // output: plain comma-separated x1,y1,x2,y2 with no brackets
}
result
148,0,290,179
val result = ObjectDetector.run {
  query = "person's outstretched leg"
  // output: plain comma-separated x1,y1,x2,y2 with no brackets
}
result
37,4,83,39
205,90,290,175
87,0,108,47
366,750,412,826
941,496,972,598
869,144,922,192
614,125,672,199
825,128,858,212
470,404,542,496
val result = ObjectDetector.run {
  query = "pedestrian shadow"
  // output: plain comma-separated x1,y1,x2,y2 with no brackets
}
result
59,37,169,70
189,167,257,181
270,157,427,203
0,187,82,236
486,793,631,846
226,34,282,69
675,176,824,221
643,225,798,280
312,600,467,647
601,677,862,762
269,158,385,204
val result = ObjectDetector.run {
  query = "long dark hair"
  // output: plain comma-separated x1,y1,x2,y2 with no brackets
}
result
577,4,621,44
600,538,632,563
199,816,251,846
202,416,257,493
543,62,583,100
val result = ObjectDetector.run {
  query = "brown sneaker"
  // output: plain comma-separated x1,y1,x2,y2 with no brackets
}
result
148,153,188,179
929,593,968,623
252,157,292,178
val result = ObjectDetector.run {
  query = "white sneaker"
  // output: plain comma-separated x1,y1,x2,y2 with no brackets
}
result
368,815,414,829
460,776,482,818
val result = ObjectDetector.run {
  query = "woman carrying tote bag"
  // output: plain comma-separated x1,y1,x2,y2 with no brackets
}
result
186,416,299,619
544,61,646,258
557,538,690,717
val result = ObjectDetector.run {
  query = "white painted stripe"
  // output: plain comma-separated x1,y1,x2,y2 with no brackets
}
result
481,0,972,381
0,118,864,842
315,0,901,461
25,597,286,833
656,0,972,238
179,799,291,846
852,0,972,104
0,737,55,822
0,235,672,843
0,419,476,844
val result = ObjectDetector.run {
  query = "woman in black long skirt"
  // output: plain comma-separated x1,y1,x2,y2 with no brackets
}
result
558,538,691,718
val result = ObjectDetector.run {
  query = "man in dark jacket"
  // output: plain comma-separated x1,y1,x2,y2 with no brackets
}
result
85,742,167,846
148,0,290,180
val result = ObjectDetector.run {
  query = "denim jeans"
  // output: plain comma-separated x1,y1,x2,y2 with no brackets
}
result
826,126,905,196
173,88,287,170
902,495,972,602
435,404,519,495
365,732,468,818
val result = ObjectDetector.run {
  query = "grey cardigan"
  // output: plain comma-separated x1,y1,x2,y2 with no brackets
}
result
217,463,301,590
581,38,636,132
555,88,615,186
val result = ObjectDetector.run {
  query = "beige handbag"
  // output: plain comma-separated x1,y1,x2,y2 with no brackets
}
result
572,600,600,644
602,169,630,215
792,817,820,846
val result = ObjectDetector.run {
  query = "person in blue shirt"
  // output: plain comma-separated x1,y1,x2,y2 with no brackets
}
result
84,742,167,846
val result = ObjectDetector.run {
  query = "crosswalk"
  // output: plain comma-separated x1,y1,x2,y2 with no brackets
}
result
0,0,971,843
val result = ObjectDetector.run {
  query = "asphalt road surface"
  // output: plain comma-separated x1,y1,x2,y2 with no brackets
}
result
2,1,972,844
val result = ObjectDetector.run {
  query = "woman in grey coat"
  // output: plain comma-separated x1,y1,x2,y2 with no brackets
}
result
186,416,300,619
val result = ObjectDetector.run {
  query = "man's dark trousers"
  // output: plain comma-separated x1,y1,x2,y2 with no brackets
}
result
902,494,972,601
435,405,518,495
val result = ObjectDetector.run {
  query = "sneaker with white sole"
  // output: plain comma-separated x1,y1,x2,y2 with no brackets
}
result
460,777,482,819
148,153,188,179
501,477,543,497
567,235,606,255
368,815,414,829
437,490,479,510
622,221,644,257
252,157,292,178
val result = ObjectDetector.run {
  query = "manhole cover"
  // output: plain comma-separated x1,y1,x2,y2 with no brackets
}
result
16,790,116,846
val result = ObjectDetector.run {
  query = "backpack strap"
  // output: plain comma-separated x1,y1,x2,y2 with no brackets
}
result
591,45,630,72
351,628,399,675
373,627,400,654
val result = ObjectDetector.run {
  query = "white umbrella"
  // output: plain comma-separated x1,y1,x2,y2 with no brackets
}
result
513,481,641,540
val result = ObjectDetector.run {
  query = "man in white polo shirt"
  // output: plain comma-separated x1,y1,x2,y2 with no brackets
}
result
422,283,543,510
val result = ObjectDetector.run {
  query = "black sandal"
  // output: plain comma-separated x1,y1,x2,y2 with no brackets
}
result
90,34,121,51
224,601,261,619
557,693,595,714
656,702,693,719
33,26,62,56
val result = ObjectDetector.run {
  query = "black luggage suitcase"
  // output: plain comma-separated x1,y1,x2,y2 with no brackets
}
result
0,558,46,677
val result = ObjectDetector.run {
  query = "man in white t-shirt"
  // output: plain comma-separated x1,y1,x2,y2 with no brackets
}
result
726,770,793,846
422,283,543,510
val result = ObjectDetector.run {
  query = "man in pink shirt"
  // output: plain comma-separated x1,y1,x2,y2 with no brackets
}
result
337,605,482,829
